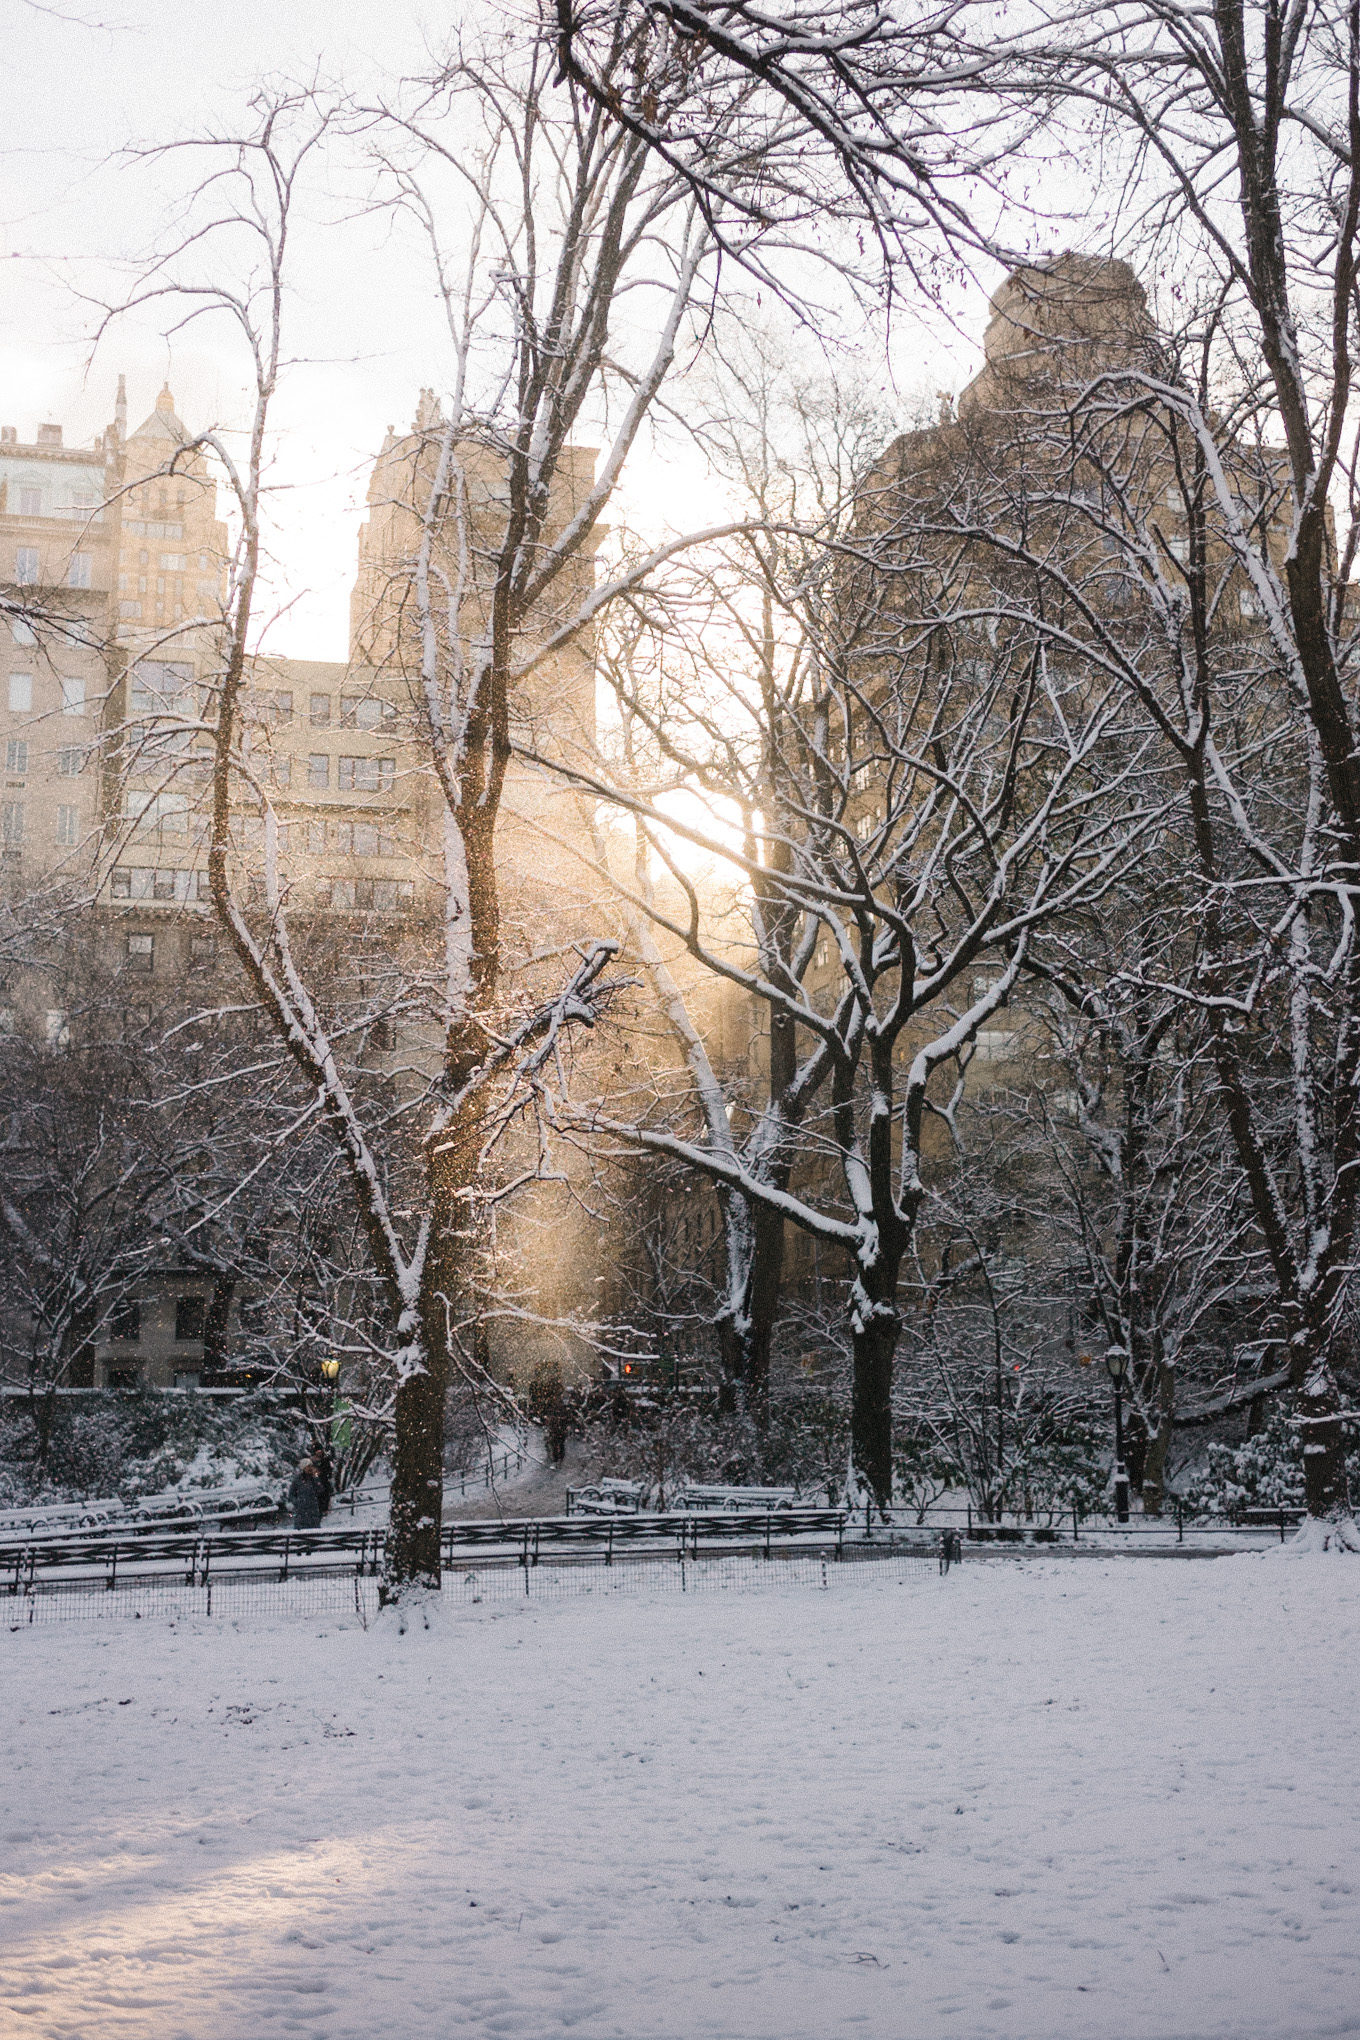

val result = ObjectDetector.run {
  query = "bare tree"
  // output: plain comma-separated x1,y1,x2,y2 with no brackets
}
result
905,196,1360,1539
94,10,753,1597
533,378,1154,1502
556,0,1031,286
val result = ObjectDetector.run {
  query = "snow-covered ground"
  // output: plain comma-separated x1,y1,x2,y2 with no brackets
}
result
4,1553,1358,2040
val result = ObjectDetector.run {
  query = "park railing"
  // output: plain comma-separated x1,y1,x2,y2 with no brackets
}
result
888,1500,1309,1545
4,1506,959,1616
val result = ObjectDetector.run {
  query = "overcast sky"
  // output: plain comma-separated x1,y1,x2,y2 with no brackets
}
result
3,0,965,660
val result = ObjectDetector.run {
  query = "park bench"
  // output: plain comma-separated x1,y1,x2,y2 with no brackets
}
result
564,1479,648,1515
675,1483,798,1512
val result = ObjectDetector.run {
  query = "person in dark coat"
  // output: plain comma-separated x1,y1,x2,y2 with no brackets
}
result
289,1459,324,1530
310,1442,333,1518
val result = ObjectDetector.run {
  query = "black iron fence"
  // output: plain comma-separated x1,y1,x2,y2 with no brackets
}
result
4,1506,956,1619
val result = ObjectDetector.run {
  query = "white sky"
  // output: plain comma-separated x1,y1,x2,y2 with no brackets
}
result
2,0,981,661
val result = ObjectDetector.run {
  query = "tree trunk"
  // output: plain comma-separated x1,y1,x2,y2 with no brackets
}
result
1297,1358,1351,1519
850,1276,899,1508
385,1350,449,1596
716,1200,784,1427
1140,1361,1176,1517
383,1091,479,1599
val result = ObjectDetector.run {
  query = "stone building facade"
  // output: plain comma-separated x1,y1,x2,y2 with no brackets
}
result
1,380,602,1389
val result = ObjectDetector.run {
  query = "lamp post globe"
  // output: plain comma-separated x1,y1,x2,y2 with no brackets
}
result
1104,1345,1131,1524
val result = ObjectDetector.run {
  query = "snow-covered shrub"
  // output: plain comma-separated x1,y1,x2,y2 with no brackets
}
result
763,1386,849,1497
1182,1402,1360,1522
0,1391,303,1505
60,1414,125,1499
565,1374,851,1499
893,1421,961,1521
1007,1413,1110,1521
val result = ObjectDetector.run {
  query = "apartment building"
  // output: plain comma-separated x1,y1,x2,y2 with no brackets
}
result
349,397,598,933
3,379,608,1388
0,414,118,924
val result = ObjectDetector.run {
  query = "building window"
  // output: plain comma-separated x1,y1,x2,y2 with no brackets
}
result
44,1009,69,1047
0,1006,13,1034
338,755,395,793
111,866,190,903
269,755,292,789
8,673,32,712
11,620,35,646
56,806,79,846
973,1030,1019,1063
174,1295,207,1343
127,790,190,837
110,1299,141,1342
61,676,85,716
67,553,92,590
240,816,290,854
57,746,83,777
191,934,216,962
106,1366,139,1389
129,660,193,716
307,753,329,789
126,931,154,971
341,695,394,730
18,488,41,517
251,688,293,723
2,802,23,846
160,553,184,571
309,693,331,727
330,876,414,911
6,739,27,774
307,821,324,855
15,548,39,585
331,820,396,857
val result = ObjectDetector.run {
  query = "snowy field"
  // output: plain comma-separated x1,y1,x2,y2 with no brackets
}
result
3,1554,1359,2040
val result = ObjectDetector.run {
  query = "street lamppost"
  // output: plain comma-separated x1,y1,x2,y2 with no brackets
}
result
1105,1345,1131,1524
318,1356,350,1490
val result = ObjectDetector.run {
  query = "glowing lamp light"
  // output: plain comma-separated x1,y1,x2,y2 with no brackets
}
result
320,1357,341,1382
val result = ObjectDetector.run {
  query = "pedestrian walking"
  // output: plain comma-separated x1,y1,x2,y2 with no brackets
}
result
311,1442,333,1518
289,1458,324,1530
